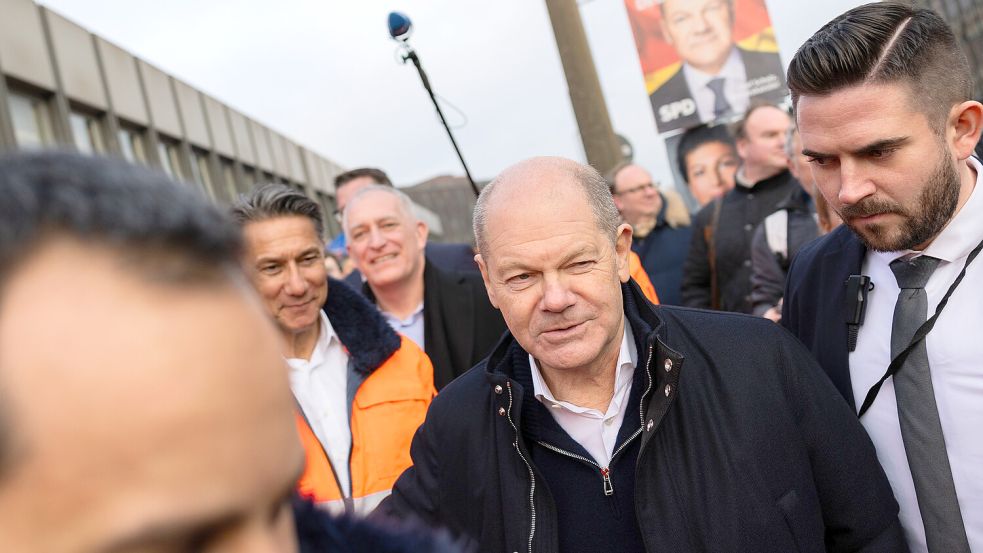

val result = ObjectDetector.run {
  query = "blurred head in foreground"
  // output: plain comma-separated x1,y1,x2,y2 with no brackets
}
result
0,152,304,552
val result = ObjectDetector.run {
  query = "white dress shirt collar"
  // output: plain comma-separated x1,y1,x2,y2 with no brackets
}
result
288,311,337,368
529,318,637,412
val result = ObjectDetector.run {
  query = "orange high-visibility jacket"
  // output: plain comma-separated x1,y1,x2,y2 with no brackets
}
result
295,280,436,515
629,251,660,304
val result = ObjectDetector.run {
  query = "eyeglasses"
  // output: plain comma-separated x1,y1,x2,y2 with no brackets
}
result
614,182,656,196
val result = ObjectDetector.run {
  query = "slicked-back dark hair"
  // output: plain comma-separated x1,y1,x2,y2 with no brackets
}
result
676,123,736,181
334,167,392,190
788,2,972,128
0,151,245,479
231,183,326,240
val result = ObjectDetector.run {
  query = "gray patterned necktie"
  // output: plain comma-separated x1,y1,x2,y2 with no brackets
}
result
706,78,730,119
889,255,970,552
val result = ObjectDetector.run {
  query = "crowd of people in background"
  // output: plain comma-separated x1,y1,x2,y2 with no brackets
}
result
1,2,983,553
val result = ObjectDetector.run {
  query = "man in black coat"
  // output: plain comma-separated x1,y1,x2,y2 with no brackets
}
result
343,184,506,389
648,0,786,133
682,104,800,312
378,156,905,553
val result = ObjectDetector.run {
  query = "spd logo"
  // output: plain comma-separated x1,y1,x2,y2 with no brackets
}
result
658,99,696,123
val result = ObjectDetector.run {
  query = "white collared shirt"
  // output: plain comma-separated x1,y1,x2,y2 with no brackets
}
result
850,156,983,552
529,319,638,467
286,311,353,497
682,46,749,123
382,302,425,350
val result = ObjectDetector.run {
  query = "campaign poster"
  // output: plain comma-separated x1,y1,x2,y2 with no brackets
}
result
625,0,788,134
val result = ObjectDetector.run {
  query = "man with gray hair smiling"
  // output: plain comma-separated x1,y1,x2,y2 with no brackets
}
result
343,184,505,390
378,156,906,552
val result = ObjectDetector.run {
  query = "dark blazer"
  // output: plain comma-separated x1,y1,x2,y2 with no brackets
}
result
362,260,507,390
344,242,476,290
781,225,867,409
649,47,786,133
380,281,906,553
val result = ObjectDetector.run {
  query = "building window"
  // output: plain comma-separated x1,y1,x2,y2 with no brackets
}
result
189,148,216,198
7,90,55,149
117,124,148,164
157,138,185,181
219,158,239,201
69,110,107,155
241,165,258,191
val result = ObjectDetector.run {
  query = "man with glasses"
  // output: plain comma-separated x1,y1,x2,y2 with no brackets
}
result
608,163,692,305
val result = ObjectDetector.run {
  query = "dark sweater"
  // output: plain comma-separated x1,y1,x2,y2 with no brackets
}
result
512,344,647,553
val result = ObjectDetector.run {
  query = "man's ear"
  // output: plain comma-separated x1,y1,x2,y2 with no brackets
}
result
416,220,430,246
949,100,983,160
735,137,749,161
614,223,633,283
475,254,499,309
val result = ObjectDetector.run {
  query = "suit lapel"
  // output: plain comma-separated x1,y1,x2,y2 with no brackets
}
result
819,228,867,409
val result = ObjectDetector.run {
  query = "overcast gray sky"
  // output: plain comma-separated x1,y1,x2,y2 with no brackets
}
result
37,0,863,188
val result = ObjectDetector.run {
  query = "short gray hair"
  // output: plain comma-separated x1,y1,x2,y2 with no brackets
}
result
473,159,621,257
230,183,325,240
341,184,418,232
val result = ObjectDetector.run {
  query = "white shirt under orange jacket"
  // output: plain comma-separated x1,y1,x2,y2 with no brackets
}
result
294,279,436,515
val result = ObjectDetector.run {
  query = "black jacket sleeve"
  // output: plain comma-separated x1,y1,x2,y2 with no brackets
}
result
681,206,712,308
750,222,785,316
774,326,908,552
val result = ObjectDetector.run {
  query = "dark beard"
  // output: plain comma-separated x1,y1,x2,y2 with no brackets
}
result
841,147,961,252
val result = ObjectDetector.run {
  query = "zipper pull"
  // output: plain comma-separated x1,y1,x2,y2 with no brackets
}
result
600,467,614,496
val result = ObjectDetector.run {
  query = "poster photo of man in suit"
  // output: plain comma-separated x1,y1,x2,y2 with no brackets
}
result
626,0,788,134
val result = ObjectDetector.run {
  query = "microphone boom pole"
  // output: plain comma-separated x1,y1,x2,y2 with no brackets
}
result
390,13,480,197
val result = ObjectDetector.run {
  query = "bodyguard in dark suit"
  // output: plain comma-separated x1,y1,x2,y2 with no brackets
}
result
344,184,506,389
649,0,786,133
783,4,983,551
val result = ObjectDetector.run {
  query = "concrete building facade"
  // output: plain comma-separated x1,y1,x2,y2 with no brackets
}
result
0,0,347,237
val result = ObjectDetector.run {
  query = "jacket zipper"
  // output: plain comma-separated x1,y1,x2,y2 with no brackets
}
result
505,381,537,553
537,427,642,497
534,342,655,498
